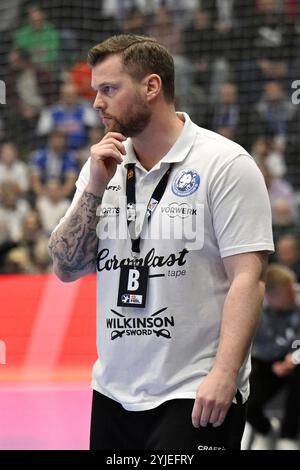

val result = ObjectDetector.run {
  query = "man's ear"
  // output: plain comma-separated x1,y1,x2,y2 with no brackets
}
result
143,74,162,101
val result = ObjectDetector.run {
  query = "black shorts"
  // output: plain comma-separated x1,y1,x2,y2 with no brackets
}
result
90,389,247,450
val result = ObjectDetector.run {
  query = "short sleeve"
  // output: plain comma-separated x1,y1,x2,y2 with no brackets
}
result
209,155,274,258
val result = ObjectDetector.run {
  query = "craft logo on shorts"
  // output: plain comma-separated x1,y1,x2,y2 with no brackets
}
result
172,169,200,197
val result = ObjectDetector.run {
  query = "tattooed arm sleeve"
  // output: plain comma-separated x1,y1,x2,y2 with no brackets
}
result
49,190,102,282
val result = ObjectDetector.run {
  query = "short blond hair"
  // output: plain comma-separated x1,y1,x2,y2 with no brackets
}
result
266,263,296,292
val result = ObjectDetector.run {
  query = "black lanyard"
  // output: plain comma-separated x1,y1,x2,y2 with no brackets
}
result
126,163,173,255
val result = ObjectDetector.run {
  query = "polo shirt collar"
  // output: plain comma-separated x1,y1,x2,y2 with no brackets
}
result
123,112,197,170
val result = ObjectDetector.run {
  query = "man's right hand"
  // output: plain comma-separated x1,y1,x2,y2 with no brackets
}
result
86,132,127,196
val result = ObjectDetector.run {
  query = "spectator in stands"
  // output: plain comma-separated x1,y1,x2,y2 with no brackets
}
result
209,0,238,60
286,104,300,191
288,5,300,84
6,48,57,106
276,235,300,283
36,179,70,236
210,82,241,141
4,209,50,273
183,7,214,92
14,5,59,70
258,162,298,226
68,61,96,102
5,48,58,149
148,5,182,56
251,81,294,154
36,0,121,50
0,0,21,36
4,247,34,274
30,129,78,199
285,0,299,19
0,142,29,193
37,83,98,150
148,6,208,126
0,181,29,241
204,0,242,101
0,220,19,274
102,0,198,23
122,6,148,36
237,0,296,105
247,264,300,450
251,136,286,178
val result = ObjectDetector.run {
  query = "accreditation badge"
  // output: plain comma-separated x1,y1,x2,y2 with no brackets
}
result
117,265,149,308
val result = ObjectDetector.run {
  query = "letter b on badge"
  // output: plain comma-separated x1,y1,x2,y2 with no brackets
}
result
127,269,140,291
118,265,149,308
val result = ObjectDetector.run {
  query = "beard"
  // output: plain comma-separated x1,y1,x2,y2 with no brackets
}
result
104,94,152,137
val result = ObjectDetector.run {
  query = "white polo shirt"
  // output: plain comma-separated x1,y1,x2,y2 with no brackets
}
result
59,113,274,411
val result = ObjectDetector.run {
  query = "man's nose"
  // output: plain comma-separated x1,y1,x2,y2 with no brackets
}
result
93,91,105,110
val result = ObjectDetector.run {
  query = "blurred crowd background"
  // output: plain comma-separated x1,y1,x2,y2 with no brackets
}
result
0,0,300,279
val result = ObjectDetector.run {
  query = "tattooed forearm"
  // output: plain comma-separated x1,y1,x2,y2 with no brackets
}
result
49,191,102,279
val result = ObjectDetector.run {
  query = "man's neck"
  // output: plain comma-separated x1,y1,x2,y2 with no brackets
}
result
131,109,184,171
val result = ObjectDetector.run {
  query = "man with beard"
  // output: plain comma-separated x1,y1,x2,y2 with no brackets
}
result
49,35,274,450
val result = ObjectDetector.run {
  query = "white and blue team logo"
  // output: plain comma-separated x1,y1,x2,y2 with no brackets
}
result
172,169,200,197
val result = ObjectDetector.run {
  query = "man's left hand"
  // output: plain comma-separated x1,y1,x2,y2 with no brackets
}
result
191,368,237,428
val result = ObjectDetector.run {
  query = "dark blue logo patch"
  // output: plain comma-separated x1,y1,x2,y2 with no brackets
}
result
172,169,200,197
